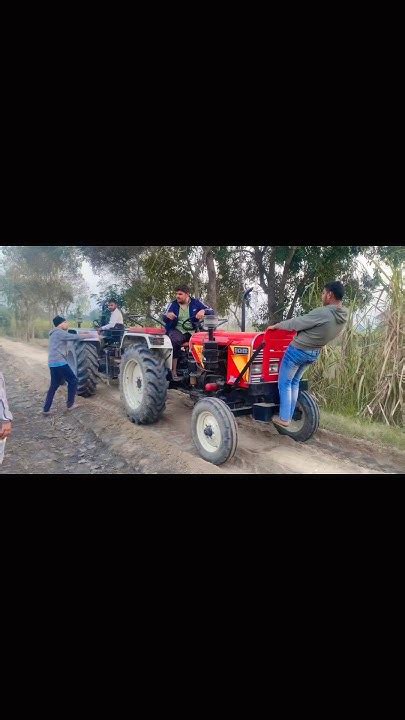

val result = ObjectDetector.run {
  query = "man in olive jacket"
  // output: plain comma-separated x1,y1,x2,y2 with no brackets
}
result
269,281,348,428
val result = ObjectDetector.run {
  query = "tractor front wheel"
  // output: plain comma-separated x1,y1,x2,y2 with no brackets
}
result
120,344,167,424
191,397,238,465
273,390,319,442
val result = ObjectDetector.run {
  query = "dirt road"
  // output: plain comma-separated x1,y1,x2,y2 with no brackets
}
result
1,337,403,475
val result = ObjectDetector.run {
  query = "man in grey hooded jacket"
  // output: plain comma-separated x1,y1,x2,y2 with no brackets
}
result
268,281,348,428
43,316,92,415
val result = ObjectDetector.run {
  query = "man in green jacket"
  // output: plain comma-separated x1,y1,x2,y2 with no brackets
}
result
268,281,348,428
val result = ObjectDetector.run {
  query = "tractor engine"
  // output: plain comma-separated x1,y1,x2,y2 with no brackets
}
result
188,321,298,403
98,329,124,379
187,315,225,390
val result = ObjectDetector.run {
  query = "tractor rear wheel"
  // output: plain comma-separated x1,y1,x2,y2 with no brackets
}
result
274,390,319,442
191,397,238,465
67,342,99,398
120,344,167,424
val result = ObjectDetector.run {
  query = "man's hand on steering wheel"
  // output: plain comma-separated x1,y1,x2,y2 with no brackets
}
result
181,316,204,332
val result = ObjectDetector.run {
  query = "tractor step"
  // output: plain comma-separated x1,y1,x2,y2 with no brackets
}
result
252,402,277,422
228,406,254,416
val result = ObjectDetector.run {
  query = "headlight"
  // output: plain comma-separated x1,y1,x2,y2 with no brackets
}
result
269,361,279,373
251,364,262,375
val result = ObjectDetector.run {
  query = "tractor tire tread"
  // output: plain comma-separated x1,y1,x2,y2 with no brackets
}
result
275,389,319,442
120,344,167,424
76,342,99,397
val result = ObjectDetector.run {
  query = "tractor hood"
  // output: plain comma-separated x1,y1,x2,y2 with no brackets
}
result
190,330,261,347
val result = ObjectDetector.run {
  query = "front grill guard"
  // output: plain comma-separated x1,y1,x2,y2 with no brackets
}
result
250,350,281,383
250,349,264,383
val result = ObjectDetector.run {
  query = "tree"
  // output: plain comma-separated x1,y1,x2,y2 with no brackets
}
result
245,245,377,326
78,243,401,330
0,245,84,339
80,245,219,312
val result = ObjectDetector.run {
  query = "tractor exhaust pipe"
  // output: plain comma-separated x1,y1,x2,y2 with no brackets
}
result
241,287,254,332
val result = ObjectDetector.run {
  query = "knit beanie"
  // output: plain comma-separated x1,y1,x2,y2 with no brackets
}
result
53,316,66,327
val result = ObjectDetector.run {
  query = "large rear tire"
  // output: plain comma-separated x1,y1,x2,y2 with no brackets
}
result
120,344,167,424
67,342,99,398
274,390,319,442
191,397,238,465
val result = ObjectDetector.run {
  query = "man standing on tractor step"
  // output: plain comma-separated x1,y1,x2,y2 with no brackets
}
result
268,281,348,429
43,316,92,415
163,284,214,379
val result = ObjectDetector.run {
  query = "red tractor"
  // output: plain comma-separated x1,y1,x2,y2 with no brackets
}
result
69,292,319,465
169,317,319,465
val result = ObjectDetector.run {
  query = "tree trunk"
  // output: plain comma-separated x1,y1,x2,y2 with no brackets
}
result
202,246,217,311
286,277,308,319
186,253,201,298
229,305,242,329
266,248,277,323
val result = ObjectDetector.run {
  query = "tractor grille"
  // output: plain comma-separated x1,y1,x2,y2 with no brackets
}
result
250,349,264,383
149,336,165,346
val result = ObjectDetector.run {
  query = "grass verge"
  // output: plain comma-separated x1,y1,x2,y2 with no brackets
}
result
320,409,405,452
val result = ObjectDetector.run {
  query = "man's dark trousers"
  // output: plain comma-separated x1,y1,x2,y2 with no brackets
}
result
44,364,78,412
167,330,192,358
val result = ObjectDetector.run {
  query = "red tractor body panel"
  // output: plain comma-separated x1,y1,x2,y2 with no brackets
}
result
189,328,296,387
261,328,296,382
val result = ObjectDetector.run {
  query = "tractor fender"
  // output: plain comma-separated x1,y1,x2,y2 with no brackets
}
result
121,332,173,370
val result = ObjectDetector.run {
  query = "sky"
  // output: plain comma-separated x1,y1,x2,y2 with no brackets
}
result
81,261,117,309
81,260,102,302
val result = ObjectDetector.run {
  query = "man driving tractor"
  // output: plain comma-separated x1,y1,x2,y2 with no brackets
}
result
98,299,124,332
163,284,214,379
97,299,124,334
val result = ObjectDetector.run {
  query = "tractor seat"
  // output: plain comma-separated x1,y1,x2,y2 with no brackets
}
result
126,326,165,335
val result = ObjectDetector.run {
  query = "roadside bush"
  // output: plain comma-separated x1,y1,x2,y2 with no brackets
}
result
307,264,404,427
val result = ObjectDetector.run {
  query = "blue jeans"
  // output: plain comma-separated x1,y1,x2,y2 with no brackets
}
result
278,345,320,422
44,364,78,412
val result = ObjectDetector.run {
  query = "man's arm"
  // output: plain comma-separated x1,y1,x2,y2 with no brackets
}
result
162,302,177,322
269,308,327,332
100,309,123,330
195,299,214,319
54,329,93,340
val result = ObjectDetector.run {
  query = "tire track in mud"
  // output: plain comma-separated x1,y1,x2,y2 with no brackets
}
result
1,338,401,475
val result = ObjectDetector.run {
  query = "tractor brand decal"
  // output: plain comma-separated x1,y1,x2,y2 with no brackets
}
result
228,345,251,382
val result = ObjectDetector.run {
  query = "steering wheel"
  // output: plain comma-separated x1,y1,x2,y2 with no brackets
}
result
181,317,204,332
181,316,228,332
